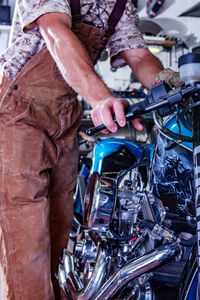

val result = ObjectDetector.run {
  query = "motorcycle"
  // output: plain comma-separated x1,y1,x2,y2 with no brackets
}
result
57,52,200,299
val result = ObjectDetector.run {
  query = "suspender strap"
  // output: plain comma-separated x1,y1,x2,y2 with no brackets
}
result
70,0,127,33
106,0,128,36
70,0,82,23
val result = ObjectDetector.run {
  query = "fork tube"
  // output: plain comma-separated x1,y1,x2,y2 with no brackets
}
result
193,106,200,297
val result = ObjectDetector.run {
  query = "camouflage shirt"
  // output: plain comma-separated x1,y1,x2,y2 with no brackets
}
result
0,0,147,80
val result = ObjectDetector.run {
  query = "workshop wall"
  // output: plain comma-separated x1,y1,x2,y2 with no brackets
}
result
0,0,14,53
96,0,200,91
138,0,200,65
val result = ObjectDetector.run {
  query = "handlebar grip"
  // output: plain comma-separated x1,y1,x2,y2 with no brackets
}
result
86,100,146,136
85,82,200,136
86,123,107,136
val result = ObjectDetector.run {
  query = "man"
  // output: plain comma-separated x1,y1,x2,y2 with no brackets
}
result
0,0,180,299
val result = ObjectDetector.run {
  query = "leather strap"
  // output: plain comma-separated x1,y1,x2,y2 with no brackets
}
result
70,0,82,22
106,0,127,36
70,0,127,35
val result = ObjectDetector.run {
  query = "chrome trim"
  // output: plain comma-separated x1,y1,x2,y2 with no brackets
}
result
83,172,116,231
62,248,84,292
58,243,178,300
60,244,110,300
95,243,179,300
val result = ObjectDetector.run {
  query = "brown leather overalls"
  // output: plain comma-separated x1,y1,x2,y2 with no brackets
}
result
0,1,127,299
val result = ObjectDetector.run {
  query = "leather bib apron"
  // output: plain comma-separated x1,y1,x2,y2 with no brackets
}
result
0,1,127,299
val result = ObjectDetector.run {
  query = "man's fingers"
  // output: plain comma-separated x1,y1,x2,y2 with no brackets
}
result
132,118,143,131
99,102,118,132
91,103,112,134
113,100,127,127
91,97,143,134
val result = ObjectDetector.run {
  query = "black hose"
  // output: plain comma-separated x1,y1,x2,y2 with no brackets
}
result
109,224,137,241
138,219,155,230
171,220,196,235
180,234,196,247
165,212,184,220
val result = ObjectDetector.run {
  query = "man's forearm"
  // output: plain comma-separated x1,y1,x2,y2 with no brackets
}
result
37,13,113,108
36,12,144,133
122,48,164,89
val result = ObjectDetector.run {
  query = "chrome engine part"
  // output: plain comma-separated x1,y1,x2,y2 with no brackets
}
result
58,240,179,300
57,166,193,299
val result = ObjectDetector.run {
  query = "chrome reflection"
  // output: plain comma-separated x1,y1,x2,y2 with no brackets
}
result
57,243,179,300
58,242,111,300
83,172,116,231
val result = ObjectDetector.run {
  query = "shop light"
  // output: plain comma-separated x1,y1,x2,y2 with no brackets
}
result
148,45,164,54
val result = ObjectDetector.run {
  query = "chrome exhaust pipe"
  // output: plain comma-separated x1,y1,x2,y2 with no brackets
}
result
57,264,73,299
59,243,111,300
58,243,179,300
95,243,179,300
62,248,84,292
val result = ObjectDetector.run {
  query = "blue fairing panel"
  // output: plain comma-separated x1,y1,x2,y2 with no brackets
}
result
91,138,143,174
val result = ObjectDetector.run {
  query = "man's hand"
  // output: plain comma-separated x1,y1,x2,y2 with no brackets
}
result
152,68,183,88
91,96,143,134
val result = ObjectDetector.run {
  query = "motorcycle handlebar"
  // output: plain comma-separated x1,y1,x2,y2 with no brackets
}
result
86,81,200,136
86,101,147,136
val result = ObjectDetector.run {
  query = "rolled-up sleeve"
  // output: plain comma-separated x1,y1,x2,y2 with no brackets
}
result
108,0,147,69
17,0,71,32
